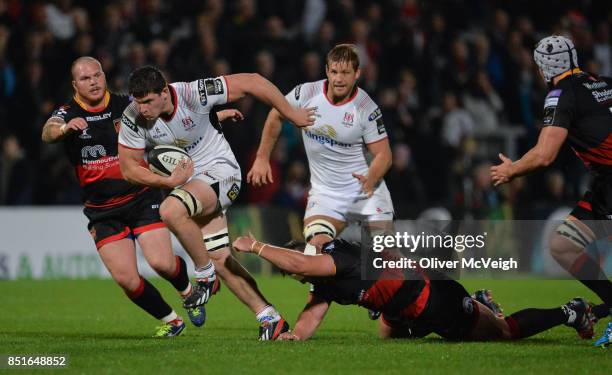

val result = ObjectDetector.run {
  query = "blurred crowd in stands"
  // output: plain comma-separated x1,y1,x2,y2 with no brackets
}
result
0,0,610,221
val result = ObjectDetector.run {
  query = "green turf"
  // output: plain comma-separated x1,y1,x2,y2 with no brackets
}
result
1,278,609,374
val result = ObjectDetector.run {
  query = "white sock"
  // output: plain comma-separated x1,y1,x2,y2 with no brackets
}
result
195,261,215,281
256,305,280,323
161,311,179,324
180,283,192,298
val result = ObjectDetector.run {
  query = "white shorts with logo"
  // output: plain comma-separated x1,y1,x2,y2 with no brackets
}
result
189,160,241,213
304,182,394,223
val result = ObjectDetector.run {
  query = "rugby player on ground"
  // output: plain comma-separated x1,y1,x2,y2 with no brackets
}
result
232,234,600,342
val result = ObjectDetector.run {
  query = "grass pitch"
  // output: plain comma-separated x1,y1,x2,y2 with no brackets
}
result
1,278,609,374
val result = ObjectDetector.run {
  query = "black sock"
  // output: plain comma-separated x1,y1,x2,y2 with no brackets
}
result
593,303,611,320
161,256,190,294
505,308,567,339
127,277,173,320
571,253,612,306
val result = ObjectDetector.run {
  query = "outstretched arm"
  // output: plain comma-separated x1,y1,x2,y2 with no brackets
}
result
491,126,567,186
232,236,336,277
224,73,315,127
247,108,283,186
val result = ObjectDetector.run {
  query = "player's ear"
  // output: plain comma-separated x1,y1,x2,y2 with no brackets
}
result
354,67,361,80
71,80,77,92
160,86,170,100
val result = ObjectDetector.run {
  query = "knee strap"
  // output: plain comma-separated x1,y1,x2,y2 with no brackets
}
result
556,219,595,249
169,188,203,217
303,219,337,243
204,228,229,252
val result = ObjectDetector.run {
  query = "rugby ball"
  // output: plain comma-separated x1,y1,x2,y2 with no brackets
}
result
147,145,190,177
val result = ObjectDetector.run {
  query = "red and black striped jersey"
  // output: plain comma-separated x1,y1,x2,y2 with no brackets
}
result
541,71,612,175
49,92,147,208
311,239,430,319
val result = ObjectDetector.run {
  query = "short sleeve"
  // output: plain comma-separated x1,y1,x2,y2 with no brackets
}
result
285,84,304,109
542,87,574,129
193,77,229,109
322,240,359,278
118,105,145,150
361,105,387,144
48,105,74,123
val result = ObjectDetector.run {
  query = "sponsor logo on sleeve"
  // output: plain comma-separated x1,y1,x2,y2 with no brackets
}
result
121,115,139,134
368,107,382,121
294,84,302,100
205,78,224,95
51,106,69,120
542,106,556,125
198,79,208,106
544,89,562,108
227,183,240,202
376,118,386,134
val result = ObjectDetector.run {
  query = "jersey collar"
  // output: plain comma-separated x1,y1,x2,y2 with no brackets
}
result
555,68,582,83
160,85,178,122
323,80,358,106
74,90,110,113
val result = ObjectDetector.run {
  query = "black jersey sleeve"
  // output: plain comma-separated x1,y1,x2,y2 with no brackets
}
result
542,84,575,129
323,240,360,278
115,94,132,108
49,104,75,124
309,282,334,302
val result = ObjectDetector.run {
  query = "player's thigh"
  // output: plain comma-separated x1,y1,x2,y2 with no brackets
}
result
98,238,140,290
422,279,478,340
137,227,176,275
378,315,431,339
467,301,509,340
127,190,176,273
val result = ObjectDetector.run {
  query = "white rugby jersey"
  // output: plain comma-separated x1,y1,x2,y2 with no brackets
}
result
118,77,238,170
286,79,388,198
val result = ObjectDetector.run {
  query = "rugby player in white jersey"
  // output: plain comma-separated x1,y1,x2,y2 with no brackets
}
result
248,44,393,256
117,66,315,340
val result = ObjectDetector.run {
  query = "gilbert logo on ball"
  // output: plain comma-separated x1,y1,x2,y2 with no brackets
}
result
148,145,191,177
